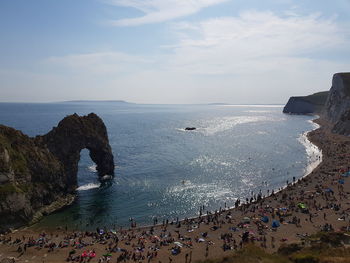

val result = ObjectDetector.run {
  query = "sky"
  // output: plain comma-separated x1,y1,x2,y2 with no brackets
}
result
0,0,350,104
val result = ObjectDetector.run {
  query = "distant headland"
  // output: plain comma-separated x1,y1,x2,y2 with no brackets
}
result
60,100,132,104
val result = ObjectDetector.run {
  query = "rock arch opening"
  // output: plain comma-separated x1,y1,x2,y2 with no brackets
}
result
76,149,99,189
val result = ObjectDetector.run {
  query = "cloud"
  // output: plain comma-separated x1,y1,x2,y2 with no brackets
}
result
167,11,347,75
106,0,228,26
14,10,349,103
49,12,347,76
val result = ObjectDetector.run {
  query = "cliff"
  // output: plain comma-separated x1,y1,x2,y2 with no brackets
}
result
332,109,350,135
283,72,350,135
324,73,350,135
0,113,114,232
283,91,329,114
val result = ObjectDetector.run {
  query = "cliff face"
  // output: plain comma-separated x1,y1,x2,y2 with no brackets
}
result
0,113,114,232
333,109,350,135
283,92,329,114
324,73,350,135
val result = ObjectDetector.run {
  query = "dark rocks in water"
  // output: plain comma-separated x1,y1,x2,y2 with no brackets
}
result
0,113,114,232
185,127,196,131
283,91,329,114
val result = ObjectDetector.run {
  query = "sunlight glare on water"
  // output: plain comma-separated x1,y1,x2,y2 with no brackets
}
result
0,103,320,229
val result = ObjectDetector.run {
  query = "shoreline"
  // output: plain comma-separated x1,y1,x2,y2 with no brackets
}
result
2,116,350,263
299,117,322,178
35,115,323,232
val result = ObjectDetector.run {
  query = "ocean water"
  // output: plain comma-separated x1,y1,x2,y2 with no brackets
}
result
0,102,320,229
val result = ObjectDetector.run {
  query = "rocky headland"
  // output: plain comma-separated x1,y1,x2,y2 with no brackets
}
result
283,91,329,114
0,113,114,232
284,73,350,134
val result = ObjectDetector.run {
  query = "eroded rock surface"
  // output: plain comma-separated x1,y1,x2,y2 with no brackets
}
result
333,109,350,135
325,73,350,123
324,73,350,135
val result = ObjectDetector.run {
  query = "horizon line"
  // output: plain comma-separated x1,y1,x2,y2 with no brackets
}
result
0,100,286,106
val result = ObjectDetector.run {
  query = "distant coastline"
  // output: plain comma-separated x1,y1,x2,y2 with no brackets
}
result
60,100,132,104
209,103,284,106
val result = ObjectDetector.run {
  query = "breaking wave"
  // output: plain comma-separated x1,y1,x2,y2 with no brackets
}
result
77,182,101,191
298,119,322,176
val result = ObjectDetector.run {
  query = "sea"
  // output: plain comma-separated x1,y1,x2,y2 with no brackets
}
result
0,102,321,230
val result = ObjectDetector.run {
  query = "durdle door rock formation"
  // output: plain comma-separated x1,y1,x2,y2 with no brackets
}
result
0,113,114,232
35,113,115,191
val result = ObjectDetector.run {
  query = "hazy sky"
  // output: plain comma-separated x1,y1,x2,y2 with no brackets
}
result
1,0,350,104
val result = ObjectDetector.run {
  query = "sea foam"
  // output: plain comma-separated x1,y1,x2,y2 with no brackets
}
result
88,165,97,173
298,119,322,177
76,182,101,191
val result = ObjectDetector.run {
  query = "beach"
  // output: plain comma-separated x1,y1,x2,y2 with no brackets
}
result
1,117,350,263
